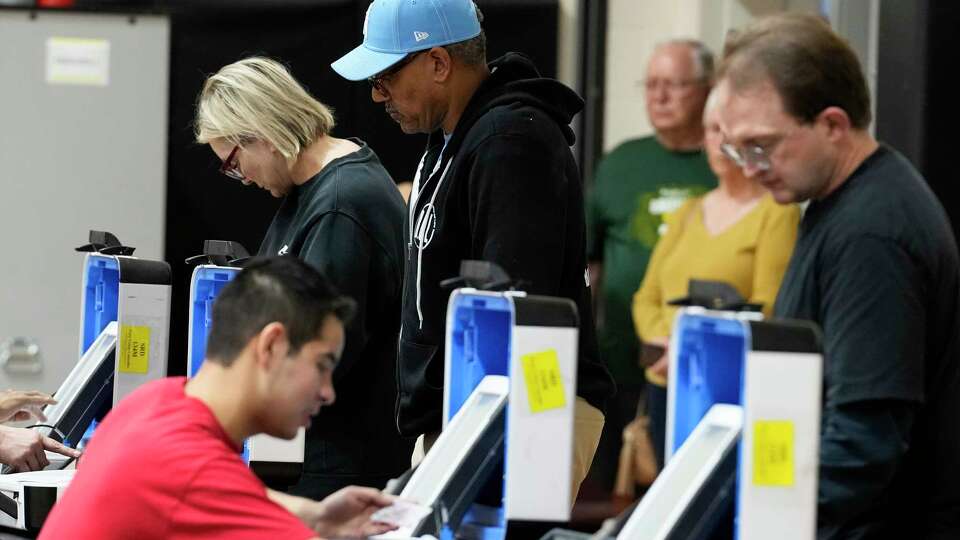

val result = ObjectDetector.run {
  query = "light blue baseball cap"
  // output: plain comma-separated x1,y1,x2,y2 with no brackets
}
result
331,0,482,81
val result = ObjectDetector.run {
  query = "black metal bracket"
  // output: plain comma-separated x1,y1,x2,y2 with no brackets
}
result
440,260,529,292
667,279,763,313
184,240,251,267
74,230,135,256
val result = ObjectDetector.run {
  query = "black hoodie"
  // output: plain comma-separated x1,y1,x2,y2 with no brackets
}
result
397,52,614,436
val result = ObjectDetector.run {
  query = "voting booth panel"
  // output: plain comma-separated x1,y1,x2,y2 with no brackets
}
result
543,308,822,540
441,288,578,536
1,235,172,532
666,309,822,540
187,261,305,469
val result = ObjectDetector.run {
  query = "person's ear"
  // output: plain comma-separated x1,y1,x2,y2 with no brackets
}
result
818,106,852,142
253,322,288,371
427,46,453,83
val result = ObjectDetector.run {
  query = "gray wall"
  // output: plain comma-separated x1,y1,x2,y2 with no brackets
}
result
0,10,169,393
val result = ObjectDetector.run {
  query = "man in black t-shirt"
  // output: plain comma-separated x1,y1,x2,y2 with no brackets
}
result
715,13,960,539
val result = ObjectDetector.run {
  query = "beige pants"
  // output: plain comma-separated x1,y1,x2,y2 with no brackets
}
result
411,397,605,503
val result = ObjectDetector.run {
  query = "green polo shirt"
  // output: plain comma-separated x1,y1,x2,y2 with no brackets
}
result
586,135,714,386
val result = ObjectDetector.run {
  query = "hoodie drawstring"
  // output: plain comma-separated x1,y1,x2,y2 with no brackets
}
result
408,145,452,331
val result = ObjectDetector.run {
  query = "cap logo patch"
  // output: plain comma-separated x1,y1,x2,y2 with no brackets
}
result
414,31,430,42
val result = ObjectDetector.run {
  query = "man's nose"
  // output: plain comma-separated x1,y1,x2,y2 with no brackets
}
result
646,83,669,102
371,85,388,103
319,382,336,407
741,161,766,180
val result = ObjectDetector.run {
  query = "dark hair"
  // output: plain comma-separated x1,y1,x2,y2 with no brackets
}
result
205,256,355,365
719,12,872,129
444,3,486,66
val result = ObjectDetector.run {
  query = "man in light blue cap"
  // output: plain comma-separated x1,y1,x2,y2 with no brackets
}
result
332,0,614,501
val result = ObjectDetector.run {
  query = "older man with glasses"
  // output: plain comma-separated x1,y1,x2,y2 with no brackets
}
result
716,13,960,538
584,39,718,492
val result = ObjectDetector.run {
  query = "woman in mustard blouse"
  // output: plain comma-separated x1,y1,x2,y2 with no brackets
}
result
632,90,800,470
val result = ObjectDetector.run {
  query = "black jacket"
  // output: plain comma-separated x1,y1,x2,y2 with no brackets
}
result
397,53,614,436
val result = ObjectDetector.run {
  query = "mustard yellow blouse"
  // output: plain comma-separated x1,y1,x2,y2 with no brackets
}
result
632,194,800,386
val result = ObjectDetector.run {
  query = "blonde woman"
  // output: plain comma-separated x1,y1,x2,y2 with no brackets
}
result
195,57,413,500
632,89,801,469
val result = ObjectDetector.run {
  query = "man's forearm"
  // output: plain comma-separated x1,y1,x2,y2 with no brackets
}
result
818,400,916,532
267,488,321,528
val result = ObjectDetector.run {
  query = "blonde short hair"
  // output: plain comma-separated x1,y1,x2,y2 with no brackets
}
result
194,57,335,160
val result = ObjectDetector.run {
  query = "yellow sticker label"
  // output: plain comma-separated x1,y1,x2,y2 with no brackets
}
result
119,325,150,374
753,420,794,486
521,349,566,413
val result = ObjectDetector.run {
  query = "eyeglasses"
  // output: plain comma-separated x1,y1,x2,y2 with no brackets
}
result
219,144,245,181
642,78,704,93
368,51,424,96
719,127,801,173
719,142,774,172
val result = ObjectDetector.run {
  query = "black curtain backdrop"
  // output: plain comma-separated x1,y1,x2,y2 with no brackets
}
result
877,0,960,247
163,0,559,375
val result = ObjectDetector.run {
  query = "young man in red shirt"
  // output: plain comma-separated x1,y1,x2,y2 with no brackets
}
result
40,257,396,539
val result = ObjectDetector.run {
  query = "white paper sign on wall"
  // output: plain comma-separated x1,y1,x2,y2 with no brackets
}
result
46,37,110,86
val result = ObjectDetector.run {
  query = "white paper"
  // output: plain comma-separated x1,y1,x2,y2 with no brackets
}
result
370,500,433,529
46,37,110,86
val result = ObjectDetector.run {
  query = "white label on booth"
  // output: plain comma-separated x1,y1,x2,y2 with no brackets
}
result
248,429,304,463
115,282,170,406
507,326,577,521
739,351,821,540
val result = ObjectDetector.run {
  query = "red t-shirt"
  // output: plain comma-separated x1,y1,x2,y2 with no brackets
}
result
39,377,315,540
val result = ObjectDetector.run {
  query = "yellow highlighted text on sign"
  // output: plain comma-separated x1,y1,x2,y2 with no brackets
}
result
119,325,150,374
521,349,566,413
753,420,794,486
